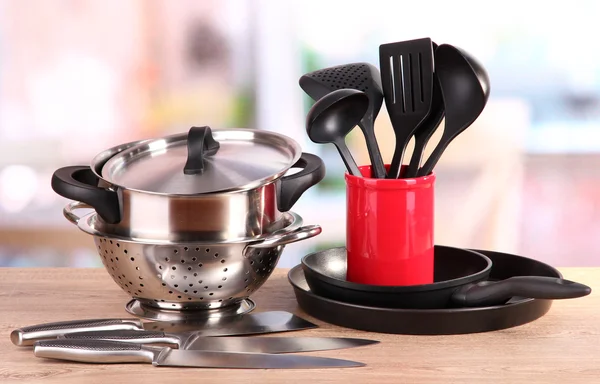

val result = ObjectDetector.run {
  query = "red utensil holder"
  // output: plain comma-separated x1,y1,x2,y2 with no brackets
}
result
346,165,435,286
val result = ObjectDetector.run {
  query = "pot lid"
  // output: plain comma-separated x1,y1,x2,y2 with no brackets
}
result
100,127,302,195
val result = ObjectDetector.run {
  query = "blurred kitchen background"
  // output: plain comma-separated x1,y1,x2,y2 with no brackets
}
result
0,0,599,268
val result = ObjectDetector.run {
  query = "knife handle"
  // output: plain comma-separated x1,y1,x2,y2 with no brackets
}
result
11,319,144,346
61,330,180,347
33,339,157,364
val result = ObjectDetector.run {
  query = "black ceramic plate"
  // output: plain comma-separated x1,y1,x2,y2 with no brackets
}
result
288,249,561,335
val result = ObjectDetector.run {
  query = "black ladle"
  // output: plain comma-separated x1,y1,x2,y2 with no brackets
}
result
299,63,386,178
305,89,368,176
417,44,490,177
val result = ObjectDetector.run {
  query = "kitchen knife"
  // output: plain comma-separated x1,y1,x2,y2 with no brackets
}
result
11,311,316,346
60,330,379,353
33,339,364,369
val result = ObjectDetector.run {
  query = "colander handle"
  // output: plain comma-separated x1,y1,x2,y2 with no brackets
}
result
247,225,322,249
63,201,94,225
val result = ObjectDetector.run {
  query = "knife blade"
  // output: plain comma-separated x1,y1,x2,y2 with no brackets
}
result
60,330,379,353
33,339,364,369
11,311,316,346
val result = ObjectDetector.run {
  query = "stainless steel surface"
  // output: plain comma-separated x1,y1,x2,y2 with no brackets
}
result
124,299,255,321
64,204,320,310
10,319,144,346
13,311,317,345
62,330,380,353
33,339,364,368
71,179,289,242
101,128,302,195
91,137,154,178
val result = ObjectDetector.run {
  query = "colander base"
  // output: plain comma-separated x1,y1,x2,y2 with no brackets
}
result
125,298,256,321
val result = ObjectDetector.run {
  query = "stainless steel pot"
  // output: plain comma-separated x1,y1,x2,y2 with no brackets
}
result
51,127,326,241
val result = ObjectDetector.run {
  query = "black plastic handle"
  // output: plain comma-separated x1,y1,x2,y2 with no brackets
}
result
183,126,220,175
51,166,121,224
452,276,592,307
276,153,326,212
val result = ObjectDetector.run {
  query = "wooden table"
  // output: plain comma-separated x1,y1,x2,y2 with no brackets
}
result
1,268,599,383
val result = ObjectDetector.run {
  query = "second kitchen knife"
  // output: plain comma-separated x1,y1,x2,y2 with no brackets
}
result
60,330,379,353
33,339,364,369
11,311,316,346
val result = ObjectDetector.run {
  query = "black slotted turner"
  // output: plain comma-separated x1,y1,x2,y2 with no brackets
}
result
379,38,434,179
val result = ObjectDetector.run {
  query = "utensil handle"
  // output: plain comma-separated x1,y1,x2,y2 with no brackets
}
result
454,276,592,307
277,152,326,211
33,339,156,364
248,225,322,249
51,166,121,224
334,140,362,176
61,330,179,347
416,137,448,177
11,319,144,346
358,120,386,179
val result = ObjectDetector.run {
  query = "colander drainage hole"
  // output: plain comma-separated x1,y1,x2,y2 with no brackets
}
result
165,257,169,262
218,285,222,289
183,276,188,280
195,248,200,251
214,253,219,258
220,259,225,263
223,268,228,272
115,256,118,261
136,267,140,271
117,243,120,247
198,263,203,267
177,295,182,299
250,261,254,265
174,284,179,288
187,267,192,271
158,265,163,270
193,273,198,277
130,257,135,262
172,266,176,270
193,290,198,293
172,304,176,307
205,248,209,253
168,291,173,294
174,250,178,254
189,283,193,287
180,259,185,264
124,250,128,254
204,286,208,289
162,283,166,286
192,257,197,262
140,284,144,287
184,247,189,251
222,277,227,281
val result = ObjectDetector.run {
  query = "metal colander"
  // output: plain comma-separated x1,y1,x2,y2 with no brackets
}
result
65,202,321,310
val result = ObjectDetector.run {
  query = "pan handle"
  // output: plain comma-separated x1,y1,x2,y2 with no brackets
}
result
277,153,325,212
247,225,322,249
51,166,121,224
453,276,592,307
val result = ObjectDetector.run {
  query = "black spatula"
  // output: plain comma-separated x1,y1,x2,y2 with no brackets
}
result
379,38,434,179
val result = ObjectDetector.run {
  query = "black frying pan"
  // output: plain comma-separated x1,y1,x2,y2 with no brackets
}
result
301,246,591,309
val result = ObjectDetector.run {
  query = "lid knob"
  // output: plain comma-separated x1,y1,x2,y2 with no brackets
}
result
183,126,220,175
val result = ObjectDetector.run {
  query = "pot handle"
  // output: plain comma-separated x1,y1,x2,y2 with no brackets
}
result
452,276,592,307
277,153,326,212
51,166,121,224
247,225,322,249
